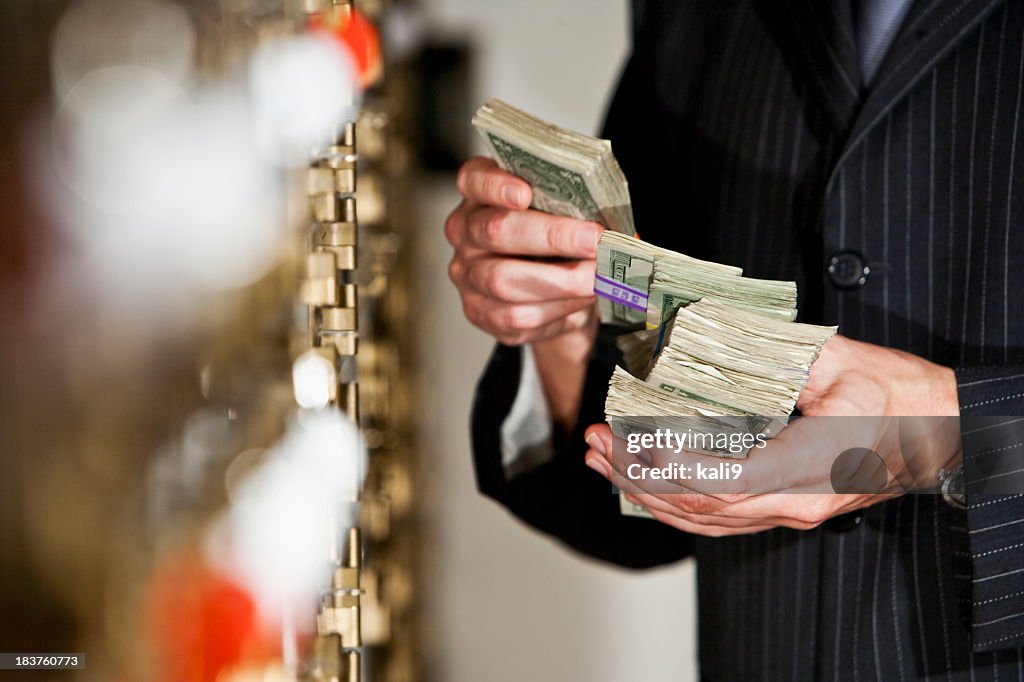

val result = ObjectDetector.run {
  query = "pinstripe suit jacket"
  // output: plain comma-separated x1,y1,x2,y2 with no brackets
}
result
470,1,1024,679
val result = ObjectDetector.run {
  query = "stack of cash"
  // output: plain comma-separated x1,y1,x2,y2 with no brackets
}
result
608,298,837,519
472,98,635,234
605,299,836,458
639,298,835,416
615,327,661,377
595,231,798,328
649,261,798,326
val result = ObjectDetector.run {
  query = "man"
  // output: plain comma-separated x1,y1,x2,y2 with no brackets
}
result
445,1,1024,678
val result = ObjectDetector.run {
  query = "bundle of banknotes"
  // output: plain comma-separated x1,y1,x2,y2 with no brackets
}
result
599,233,835,463
469,98,837,465
595,231,800,328
472,98,635,234
608,298,835,416
604,259,835,516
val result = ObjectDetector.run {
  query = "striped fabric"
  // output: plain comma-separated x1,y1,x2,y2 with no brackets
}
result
470,0,1024,679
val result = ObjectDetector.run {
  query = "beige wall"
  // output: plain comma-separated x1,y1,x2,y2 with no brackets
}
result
413,2,699,680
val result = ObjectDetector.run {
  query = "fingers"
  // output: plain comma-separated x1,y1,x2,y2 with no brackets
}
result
456,157,533,209
462,205,603,259
446,203,603,260
458,290,596,345
580,422,838,533
446,157,603,346
625,494,809,532
499,306,593,346
455,256,596,302
644,507,778,537
583,423,614,453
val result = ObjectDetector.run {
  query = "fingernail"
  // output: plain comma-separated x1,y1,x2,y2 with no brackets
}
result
576,226,600,255
503,185,526,207
586,455,611,478
585,433,607,457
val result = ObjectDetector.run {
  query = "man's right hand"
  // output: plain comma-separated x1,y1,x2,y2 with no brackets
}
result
445,157,603,347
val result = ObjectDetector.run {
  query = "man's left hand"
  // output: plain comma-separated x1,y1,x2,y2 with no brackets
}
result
796,334,959,417
582,334,962,536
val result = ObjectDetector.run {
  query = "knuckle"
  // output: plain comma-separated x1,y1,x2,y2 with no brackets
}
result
545,220,572,254
562,221,583,253
564,307,594,331
481,173,504,203
502,305,536,332
447,257,463,285
463,301,486,330
563,309,586,328
483,209,509,246
482,264,503,298
444,210,464,246
499,306,522,331
486,262,516,301
455,166,470,197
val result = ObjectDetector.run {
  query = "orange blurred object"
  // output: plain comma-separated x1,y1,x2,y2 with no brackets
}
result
147,552,273,682
308,7,383,88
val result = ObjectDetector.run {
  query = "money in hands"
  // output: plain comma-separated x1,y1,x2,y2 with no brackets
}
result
466,101,835,479
605,299,837,459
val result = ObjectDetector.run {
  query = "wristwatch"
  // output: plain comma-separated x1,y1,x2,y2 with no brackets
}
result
938,461,966,510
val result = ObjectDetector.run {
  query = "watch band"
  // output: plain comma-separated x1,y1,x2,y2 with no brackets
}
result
938,462,966,510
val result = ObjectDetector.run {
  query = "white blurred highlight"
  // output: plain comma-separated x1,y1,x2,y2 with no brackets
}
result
51,0,195,101
249,35,359,167
205,411,367,630
33,0,361,313
292,351,337,410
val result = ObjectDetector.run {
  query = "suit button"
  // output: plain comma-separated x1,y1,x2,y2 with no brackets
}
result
827,250,870,288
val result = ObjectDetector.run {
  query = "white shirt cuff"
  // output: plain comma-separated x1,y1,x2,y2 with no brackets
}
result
499,344,555,476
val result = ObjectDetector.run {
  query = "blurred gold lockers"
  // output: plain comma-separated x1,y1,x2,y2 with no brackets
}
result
0,0,423,679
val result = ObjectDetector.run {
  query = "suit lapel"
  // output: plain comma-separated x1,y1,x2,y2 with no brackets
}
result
836,0,1006,166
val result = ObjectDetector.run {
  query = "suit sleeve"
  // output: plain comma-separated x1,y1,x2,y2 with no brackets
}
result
470,326,693,569
954,367,1024,651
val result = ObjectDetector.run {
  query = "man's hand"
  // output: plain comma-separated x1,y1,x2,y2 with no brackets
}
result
797,334,959,417
445,157,603,346
445,157,604,428
581,335,963,536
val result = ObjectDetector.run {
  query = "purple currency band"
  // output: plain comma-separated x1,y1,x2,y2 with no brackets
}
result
594,274,647,312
